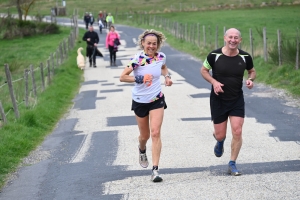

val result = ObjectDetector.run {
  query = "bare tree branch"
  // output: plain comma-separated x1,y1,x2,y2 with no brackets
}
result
13,0,36,21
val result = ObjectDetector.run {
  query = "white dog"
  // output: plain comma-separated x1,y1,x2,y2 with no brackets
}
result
77,47,85,70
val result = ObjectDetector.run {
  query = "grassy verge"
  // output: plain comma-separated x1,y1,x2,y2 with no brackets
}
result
0,26,77,122
0,28,85,188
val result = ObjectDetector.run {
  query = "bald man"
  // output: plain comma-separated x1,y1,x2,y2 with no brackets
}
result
200,28,256,176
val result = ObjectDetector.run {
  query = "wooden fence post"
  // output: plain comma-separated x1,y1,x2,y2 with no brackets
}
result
185,23,187,41
175,21,178,37
209,25,212,46
40,62,45,91
0,101,7,125
24,69,29,107
263,27,268,62
4,64,20,119
47,60,51,85
197,23,200,47
75,11,79,38
63,40,68,59
192,23,195,44
48,58,54,76
60,43,63,64
223,26,226,46
52,53,55,70
203,25,206,47
215,25,218,49
189,23,192,43
250,28,254,58
30,64,37,97
194,23,197,44
296,27,299,70
277,29,282,66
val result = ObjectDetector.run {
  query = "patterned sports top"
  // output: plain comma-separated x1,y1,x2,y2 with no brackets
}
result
127,50,166,103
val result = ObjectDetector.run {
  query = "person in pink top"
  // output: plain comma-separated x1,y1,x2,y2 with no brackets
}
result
105,25,120,66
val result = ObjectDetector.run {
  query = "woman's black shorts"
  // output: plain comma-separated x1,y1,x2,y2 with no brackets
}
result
210,94,245,124
131,95,167,118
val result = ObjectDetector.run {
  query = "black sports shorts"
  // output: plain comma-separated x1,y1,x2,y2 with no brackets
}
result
131,95,167,118
210,94,245,124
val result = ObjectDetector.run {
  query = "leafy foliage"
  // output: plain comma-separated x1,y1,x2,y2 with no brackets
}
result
0,16,60,39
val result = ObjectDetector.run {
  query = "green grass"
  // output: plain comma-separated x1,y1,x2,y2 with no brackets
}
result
0,28,85,188
0,28,71,74
0,26,76,119
253,58,300,96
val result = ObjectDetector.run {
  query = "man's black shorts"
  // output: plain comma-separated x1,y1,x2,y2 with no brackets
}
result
131,95,167,118
210,94,245,124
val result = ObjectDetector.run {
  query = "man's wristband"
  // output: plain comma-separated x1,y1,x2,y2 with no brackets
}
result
248,78,254,82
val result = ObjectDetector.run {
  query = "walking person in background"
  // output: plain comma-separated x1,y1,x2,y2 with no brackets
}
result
105,25,120,66
83,12,90,30
98,10,104,27
82,25,99,68
89,13,95,26
119,29,173,182
103,11,108,29
106,13,114,29
98,18,104,34
200,28,256,176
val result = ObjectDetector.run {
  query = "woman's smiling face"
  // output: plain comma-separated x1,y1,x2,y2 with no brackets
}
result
142,35,158,57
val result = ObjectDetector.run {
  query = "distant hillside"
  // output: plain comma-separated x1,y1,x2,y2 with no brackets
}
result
0,0,298,17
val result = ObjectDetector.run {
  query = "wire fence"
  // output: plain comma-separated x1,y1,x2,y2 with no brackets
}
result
116,13,299,69
0,12,79,126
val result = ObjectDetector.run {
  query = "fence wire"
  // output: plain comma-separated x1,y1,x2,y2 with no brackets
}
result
1,14,79,125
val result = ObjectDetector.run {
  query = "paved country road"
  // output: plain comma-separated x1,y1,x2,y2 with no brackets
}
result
0,18,299,200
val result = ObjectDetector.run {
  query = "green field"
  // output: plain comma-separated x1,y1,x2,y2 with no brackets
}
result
0,0,298,16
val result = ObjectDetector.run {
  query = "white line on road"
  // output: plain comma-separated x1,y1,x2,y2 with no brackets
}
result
132,38,137,44
70,132,93,163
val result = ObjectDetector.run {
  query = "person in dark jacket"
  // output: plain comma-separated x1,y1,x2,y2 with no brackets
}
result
83,12,90,30
82,25,99,67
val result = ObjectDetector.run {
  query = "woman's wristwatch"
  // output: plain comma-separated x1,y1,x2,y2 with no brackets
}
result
164,74,171,79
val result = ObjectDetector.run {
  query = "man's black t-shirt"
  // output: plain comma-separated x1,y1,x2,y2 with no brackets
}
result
203,48,253,100
82,31,99,46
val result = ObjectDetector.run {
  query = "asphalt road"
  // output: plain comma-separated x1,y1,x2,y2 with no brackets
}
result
0,18,299,200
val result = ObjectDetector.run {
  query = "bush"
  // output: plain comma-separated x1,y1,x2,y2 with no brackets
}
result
0,17,60,39
37,23,60,34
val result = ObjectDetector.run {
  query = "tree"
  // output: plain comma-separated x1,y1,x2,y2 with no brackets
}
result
16,0,23,21
14,0,36,21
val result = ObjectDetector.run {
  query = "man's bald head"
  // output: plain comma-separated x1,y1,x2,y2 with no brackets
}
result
224,28,241,38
